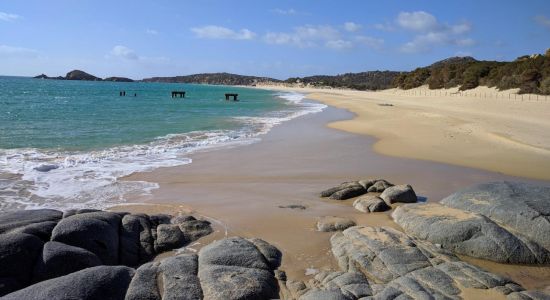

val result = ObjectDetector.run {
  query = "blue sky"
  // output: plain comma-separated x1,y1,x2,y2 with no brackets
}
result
1,0,549,79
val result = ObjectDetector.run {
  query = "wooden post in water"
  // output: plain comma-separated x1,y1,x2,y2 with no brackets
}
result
225,93,239,101
171,91,186,98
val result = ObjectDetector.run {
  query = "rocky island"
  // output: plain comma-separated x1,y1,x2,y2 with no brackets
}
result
34,70,134,82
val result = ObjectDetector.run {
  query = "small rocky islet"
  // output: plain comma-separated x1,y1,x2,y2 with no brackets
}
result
1,181,549,299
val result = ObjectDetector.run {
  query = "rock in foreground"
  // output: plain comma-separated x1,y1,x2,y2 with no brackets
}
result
317,216,356,232
393,203,550,264
0,209,212,296
330,226,527,299
353,195,390,213
392,181,550,264
441,181,550,251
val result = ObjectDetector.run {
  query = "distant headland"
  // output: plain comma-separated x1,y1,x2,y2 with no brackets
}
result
34,49,550,95
34,70,134,82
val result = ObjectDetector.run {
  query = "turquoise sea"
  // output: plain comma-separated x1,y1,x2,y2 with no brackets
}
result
0,76,325,211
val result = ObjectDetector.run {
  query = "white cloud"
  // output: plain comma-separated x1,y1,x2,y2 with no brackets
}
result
344,22,361,32
397,11,438,32
146,29,158,35
535,15,550,29
0,45,38,57
110,45,139,60
272,8,297,15
264,25,340,48
325,39,353,50
355,36,384,49
191,25,256,40
0,12,20,22
395,11,474,53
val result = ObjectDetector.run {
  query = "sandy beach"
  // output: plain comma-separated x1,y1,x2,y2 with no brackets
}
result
123,103,550,290
256,84,550,181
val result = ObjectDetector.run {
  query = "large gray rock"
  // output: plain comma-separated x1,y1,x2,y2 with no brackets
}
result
292,271,372,300
119,214,155,266
177,219,213,243
10,220,58,241
353,195,390,213
441,181,550,251
0,209,62,234
155,224,186,253
320,182,367,200
0,233,44,296
32,241,102,282
2,266,134,300
198,237,279,299
366,180,394,193
330,226,521,298
124,262,161,300
51,211,121,265
124,254,203,300
379,184,417,205
392,203,550,264
159,255,202,300
317,217,356,232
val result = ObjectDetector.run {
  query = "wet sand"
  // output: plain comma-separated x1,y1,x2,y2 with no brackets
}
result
122,105,550,287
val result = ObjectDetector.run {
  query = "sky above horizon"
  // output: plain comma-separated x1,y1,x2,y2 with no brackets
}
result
1,0,550,79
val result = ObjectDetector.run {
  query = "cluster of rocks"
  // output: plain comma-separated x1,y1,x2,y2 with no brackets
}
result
292,181,550,299
279,225,547,299
0,208,212,297
320,179,417,212
393,181,550,264
3,236,282,300
2,181,549,299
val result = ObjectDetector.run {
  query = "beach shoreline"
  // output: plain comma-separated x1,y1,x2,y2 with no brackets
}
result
121,100,550,289
251,84,550,181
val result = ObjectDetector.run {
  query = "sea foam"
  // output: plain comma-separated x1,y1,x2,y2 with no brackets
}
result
0,92,325,211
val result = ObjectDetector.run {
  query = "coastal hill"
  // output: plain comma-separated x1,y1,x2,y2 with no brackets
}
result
284,71,399,91
141,72,279,85
394,49,550,94
34,70,134,82
33,49,550,94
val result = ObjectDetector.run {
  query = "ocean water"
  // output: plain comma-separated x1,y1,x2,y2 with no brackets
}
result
0,76,325,211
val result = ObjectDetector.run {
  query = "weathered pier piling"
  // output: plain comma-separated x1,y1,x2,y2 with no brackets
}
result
171,91,185,98
225,93,238,101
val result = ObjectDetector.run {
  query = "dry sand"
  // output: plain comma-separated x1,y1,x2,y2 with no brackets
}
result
121,105,550,288
256,84,550,181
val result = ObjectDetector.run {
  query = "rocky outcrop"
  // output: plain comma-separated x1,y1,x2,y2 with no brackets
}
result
320,181,367,200
392,182,550,264
329,226,527,299
65,70,102,81
2,235,283,300
197,237,281,299
0,209,212,296
279,271,373,300
441,181,550,252
317,216,356,232
392,203,550,264
2,266,135,300
33,71,133,82
319,179,417,202
353,195,390,213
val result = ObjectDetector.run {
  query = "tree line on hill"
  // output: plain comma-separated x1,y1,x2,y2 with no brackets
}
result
34,49,550,95
393,49,550,94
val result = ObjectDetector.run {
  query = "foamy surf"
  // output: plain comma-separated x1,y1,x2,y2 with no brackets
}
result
0,91,324,211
